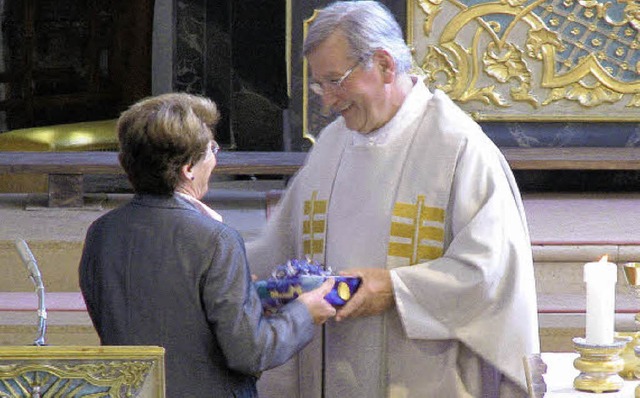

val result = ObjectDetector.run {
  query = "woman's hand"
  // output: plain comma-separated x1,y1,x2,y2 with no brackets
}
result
297,278,337,324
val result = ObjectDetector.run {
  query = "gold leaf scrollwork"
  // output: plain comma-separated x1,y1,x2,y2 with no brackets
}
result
543,82,624,106
421,46,457,92
577,0,611,19
67,361,153,394
525,28,565,60
455,29,510,107
409,0,640,120
418,0,444,36
505,0,529,8
625,1,640,30
459,85,509,106
483,42,539,107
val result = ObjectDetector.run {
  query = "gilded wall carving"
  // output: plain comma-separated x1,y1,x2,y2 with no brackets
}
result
0,361,153,397
0,346,164,398
408,0,640,121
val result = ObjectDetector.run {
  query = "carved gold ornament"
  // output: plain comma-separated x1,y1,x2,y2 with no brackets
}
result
0,346,164,398
0,361,153,397
408,0,640,121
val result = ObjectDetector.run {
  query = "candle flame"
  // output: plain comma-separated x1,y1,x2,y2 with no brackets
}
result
599,255,609,263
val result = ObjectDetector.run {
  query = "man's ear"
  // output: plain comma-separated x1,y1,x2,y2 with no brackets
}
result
373,49,396,83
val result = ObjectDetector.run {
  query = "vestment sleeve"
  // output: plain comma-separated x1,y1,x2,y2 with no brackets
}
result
201,226,314,375
246,174,302,279
391,139,533,340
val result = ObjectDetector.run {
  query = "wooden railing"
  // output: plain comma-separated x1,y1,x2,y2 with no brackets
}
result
0,151,307,207
1,147,639,207
500,147,640,170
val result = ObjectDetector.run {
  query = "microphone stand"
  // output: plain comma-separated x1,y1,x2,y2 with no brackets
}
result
14,239,47,346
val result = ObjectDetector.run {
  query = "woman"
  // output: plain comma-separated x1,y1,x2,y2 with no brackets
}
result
79,93,335,397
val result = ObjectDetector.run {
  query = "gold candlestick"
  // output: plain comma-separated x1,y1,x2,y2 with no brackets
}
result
573,337,630,393
634,346,640,397
619,262,640,379
623,263,640,314
616,330,640,379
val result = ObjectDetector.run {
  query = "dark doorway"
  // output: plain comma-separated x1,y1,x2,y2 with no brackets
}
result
0,0,153,131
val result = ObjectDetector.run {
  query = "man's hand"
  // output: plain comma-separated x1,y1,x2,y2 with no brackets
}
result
297,278,337,324
336,268,394,322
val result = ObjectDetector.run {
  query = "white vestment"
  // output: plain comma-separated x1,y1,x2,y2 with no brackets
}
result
247,79,539,397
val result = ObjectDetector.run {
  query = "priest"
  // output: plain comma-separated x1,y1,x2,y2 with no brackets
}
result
247,1,540,397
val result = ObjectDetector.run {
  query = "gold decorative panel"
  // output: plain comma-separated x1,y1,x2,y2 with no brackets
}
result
0,346,164,397
303,190,327,259
388,195,445,265
407,0,640,121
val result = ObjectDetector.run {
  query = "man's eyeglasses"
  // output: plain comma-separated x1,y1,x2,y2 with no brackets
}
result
309,63,359,96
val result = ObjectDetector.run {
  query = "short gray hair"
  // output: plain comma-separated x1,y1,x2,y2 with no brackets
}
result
303,1,412,74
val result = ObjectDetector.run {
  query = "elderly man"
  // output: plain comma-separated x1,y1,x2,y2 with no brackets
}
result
247,1,539,397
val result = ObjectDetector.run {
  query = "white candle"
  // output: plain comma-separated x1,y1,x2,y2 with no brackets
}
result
584,256,617,345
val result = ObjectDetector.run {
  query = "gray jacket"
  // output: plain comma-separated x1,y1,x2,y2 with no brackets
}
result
79,194,314,397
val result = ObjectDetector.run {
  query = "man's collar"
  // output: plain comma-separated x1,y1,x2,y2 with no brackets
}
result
350,76,431,146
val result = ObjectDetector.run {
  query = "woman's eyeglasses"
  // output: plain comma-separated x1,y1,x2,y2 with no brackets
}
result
211,141,220,155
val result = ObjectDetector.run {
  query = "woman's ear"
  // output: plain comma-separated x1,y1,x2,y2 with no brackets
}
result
181,163,194,181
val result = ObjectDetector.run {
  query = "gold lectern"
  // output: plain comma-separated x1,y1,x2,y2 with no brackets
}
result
0,345,165,397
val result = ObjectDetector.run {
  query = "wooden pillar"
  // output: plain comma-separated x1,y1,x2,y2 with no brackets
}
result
48,174,84,208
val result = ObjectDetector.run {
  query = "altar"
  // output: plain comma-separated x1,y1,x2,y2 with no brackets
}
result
532,352,640,397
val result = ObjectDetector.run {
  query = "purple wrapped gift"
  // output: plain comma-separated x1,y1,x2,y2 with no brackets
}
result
254,258,361,312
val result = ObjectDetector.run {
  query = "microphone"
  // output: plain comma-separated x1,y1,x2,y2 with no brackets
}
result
15,239,41,281
14,239,47,346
